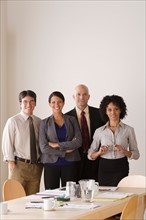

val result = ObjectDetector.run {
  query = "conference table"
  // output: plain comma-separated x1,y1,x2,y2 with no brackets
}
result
1,187,146,220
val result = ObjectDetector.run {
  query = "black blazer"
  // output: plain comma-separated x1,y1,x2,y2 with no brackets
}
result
66,106,104,155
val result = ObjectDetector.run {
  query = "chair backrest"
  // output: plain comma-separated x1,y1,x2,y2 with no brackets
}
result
118,175,146,219
2,179,26,201
117,175,146,188
120,195,138,220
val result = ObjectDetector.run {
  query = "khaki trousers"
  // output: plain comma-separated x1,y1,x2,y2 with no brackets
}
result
9,160,43,195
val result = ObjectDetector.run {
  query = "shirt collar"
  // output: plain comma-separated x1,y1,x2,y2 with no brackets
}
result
75,106,89,115
20,111,33,121
103,120,123,130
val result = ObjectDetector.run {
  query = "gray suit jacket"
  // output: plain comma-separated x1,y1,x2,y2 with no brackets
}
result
39,114,82,163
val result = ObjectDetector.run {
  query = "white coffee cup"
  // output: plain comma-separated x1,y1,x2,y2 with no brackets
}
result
0,202,8,215
43,198,56,211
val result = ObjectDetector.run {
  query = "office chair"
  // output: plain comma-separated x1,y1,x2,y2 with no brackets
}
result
2,179,26,201
117,175,146,188
105,195,139,220
120,195,138,220
117,175,146,219
106,175,146,220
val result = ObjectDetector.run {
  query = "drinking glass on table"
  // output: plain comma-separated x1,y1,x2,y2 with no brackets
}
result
79,179,96,202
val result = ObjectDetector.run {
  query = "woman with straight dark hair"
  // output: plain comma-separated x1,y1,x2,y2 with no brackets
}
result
39,91,82,189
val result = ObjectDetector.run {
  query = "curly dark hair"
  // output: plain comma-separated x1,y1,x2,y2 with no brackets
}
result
99,95,127,122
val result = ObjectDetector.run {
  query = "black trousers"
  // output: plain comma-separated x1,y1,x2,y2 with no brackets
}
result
76,153,99,182
44,162,77,189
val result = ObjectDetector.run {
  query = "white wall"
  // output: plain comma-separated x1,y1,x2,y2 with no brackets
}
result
1,0,145,197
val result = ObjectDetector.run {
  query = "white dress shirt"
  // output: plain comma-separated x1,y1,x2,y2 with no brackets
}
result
2,111,41,161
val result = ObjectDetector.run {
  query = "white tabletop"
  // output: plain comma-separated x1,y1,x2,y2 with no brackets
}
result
1,187,145,220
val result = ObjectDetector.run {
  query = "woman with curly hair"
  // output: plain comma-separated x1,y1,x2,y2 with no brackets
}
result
88,95,140,186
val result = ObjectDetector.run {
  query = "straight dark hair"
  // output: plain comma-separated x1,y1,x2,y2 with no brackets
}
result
48,91,65,103
19,90,37,103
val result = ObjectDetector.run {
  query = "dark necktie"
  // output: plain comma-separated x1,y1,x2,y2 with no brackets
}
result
29,116,37,163
80,111,90,153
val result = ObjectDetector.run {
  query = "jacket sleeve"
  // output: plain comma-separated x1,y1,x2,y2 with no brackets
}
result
59,116,82,150
39,119,66,157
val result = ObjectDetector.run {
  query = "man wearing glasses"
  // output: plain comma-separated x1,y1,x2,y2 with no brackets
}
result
2,90,43,195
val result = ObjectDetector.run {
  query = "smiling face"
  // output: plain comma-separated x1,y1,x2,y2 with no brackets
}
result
20,96,36,116
49,95,64,114
73,85,90,110
106,102,121,122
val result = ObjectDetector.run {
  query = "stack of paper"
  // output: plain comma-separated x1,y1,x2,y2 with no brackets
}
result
95,192,133,200
25,202,43,209
36,189,66,197
58,204,100,209
25,202,100,210
99,186,118,192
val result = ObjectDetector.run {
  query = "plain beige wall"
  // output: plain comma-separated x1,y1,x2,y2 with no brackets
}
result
1,0,145,200
0,0,8,201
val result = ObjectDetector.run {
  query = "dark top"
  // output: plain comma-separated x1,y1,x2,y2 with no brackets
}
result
66,106,104,156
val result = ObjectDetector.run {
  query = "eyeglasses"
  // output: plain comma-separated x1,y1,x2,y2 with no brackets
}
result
21,100,35,105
